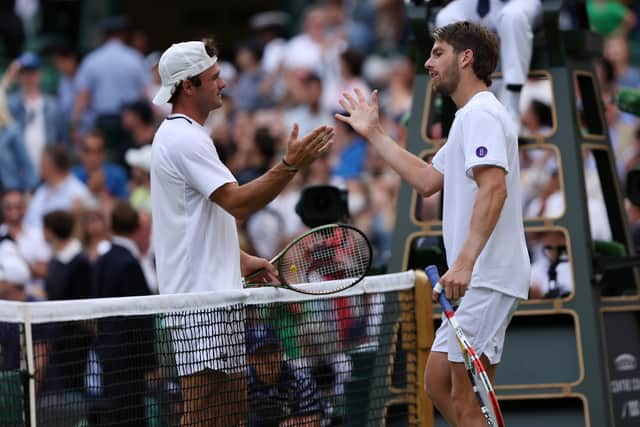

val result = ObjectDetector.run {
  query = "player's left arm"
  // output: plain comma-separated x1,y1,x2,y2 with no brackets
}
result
439,165,507,300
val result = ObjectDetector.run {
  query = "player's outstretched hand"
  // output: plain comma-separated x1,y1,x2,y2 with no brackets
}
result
283,124,334,170
335,88,382,139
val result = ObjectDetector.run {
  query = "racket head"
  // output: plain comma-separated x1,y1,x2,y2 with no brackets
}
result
276,224,372,294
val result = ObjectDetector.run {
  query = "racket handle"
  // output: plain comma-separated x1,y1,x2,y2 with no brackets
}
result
425,265,454,312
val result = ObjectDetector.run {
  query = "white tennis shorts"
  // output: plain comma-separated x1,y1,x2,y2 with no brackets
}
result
168,307,246,377
431,287,520,365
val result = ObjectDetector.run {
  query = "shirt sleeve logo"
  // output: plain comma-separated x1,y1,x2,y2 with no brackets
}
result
475,146,488,158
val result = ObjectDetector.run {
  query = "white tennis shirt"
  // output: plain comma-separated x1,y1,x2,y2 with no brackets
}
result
151,114,241,294
431,91,530,299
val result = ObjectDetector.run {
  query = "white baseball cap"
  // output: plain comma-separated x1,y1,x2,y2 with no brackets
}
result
153,41,218,105
0,255,30,286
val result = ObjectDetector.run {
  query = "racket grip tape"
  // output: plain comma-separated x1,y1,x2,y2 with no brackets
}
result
425,265,455,312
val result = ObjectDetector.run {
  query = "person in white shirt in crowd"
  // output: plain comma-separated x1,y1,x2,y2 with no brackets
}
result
435,0,542,124
150,38,333,426
285,73,335,136
324,47,370,113
529,230,573,299
23,144,93,229
0,190,50,298
250,10,290,103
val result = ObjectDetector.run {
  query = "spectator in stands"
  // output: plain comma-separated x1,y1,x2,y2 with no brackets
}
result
331,118,368,183
520,99,553,137
0,253,31,301
324,48,370,113
122,100,156,148
604,36,640,89
92,201,155,425
43,210,92,301
72,130,128,200
246,324,325,427
72,16,149,154
23,144,93,228
0,88,37,192
6,53,69,170
233,40,272,111
50,42,81,130
285,73,334,136
250,11,290,103
81,208,111,262
0,190,50,298
125,144,152,211
529,230,572,299
435,0,542,123
42,209,94,397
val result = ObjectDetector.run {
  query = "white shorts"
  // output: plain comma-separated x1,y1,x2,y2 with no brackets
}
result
431,287,520,365
168,307,246,377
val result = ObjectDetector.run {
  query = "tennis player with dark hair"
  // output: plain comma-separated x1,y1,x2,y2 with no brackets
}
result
151,38,333,426
335,22,530,427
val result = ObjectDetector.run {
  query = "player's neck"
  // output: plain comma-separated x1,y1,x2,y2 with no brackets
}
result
170,104,207,126
451,79,489,109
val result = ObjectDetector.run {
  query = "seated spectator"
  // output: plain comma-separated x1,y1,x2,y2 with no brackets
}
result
530,231,572,299
81,208,111,262
0,190,50,298
284,73,334,137
323,48,370,113
232,40,273,111
6,52,69,169
42,210,93,396
246,324,325,427
23,144,94,229
42,210,92,301
72,130,128,199
0,254,31,302
331,119,367,183
0,255,50,401
92,201,155,425
125,144,151,211
521,99,553,137
122,99,156,148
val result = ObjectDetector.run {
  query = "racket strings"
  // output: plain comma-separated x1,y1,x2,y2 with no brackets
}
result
278,228,371,286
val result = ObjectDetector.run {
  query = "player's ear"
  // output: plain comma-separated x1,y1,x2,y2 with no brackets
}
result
182,79,193,95
460,49,473,69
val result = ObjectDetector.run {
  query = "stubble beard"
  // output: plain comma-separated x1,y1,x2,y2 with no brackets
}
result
433,63,460,97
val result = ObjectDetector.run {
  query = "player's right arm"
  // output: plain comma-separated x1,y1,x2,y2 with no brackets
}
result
335,88,443,197
211,125,333,220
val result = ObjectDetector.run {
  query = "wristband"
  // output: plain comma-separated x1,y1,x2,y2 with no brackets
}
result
281,157,298,172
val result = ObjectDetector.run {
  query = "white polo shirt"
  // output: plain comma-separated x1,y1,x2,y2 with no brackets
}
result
151,114,240,294
432,91,530,299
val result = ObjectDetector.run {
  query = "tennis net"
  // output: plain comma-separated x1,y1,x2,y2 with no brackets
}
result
0,271,422,427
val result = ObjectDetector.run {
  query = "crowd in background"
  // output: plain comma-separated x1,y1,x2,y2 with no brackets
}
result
1,1,640,303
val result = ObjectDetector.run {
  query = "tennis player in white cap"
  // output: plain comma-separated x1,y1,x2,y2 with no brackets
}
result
151,38,333,426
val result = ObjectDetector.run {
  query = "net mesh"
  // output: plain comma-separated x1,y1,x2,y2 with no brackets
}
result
0,272,418,427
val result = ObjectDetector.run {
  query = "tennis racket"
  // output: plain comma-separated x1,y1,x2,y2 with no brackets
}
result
425,265,505,427
243,224,372,295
